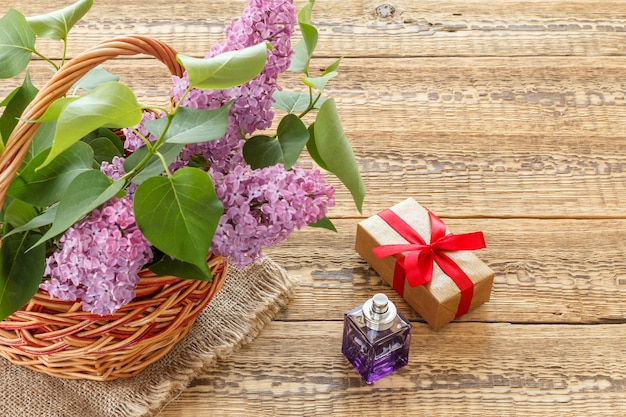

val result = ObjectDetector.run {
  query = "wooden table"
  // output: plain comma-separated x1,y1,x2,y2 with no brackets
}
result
3,0,626,415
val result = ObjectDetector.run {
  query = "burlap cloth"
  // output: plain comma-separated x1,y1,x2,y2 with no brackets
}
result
0,257,297,417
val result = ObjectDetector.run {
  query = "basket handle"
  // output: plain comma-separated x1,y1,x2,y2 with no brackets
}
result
0,35,184,211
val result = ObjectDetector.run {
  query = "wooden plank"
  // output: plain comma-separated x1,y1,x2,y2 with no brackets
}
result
5,55,626,137
157,321,626,416
2,1,626,59
264,218,626,324
6,56,626,137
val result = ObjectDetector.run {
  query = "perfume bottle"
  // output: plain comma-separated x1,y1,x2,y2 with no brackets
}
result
342,293,412,384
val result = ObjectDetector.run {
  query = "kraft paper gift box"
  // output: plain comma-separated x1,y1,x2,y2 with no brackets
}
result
355,198,494,330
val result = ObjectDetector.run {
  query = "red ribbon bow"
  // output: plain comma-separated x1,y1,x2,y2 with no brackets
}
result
372,208,486,317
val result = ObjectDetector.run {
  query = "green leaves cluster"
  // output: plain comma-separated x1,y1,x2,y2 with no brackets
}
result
0,0,92,79
0,0,366,321
0,0,271,320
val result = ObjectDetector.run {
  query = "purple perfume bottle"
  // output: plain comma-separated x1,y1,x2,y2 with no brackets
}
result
342,293,412,384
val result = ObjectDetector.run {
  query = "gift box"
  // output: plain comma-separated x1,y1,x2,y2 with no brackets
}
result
355,198,494,330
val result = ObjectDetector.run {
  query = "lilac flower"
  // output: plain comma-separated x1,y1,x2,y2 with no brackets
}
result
210,164,335,267
121,110,159,152
100,156,126,181
41,196,153,315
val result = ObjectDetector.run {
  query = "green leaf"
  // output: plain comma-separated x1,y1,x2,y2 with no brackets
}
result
298,0,315,24
26,121,55,163
39,81,142,169
72,65,120,92
0,9,36,78
303,71,338,93
36,97,77,122
0,232,46,321
288,23,318,74
243,114,310,169
177,42,268,89
305,123,330,172
242,135,276,168
308,216,337,232
26,0,93,41
4,199,37,229
123,142,185,185
147,104,231,145
313,99,365,212
3,204,57,239
96,127,124,148
288,1,318,74
33,171,124,248
0,72,38,143
272,90,311,113
0,84,20,107
133,168,223,280
149,254,213,282
241,135,276,168
81,127,124,164
322,57,343,75
272,90,327,113
275,113,310,163
8,141,94,207
86,136,123,164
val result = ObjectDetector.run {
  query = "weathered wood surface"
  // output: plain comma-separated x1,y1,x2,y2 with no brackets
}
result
159,322,626,416
264,218,626,325
5,0,626,58
3,0,626,415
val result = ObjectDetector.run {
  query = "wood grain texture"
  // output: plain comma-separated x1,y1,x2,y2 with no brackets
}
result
263,218,626,324
2,0,625,415
3,1,626,58
157,322,626,417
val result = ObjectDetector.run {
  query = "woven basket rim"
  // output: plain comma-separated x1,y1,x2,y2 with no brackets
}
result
0,254,227,380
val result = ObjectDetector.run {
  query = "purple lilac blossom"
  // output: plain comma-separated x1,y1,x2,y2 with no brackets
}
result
100,155,138,196
41,196,153,316
121,110,159,151
100,156,126,181
210,164,335,267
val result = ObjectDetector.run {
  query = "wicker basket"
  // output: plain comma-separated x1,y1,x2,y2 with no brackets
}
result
0,36,227,381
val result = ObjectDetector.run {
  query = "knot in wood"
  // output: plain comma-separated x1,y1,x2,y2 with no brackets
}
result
375,3,396,19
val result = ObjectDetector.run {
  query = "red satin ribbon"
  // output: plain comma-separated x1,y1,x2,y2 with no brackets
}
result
372,208,486,318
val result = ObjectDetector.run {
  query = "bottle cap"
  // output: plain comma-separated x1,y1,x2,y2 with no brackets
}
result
363,293,397,331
